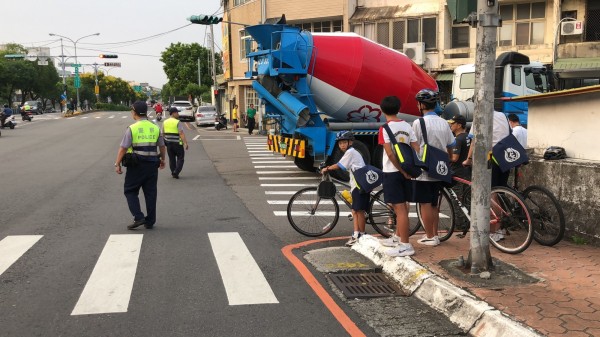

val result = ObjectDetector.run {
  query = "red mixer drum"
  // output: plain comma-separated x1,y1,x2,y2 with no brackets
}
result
309,33,437,123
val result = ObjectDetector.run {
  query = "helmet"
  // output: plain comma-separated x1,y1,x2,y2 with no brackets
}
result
415,89,439,104
543,146,566,160
336,131,355,141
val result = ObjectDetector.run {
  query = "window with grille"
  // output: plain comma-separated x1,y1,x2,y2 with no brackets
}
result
234,0,252,6
240,30,253,61
245,87,260,111
499,2,546,46
586,0,600,42
292,20,342,33
352,17,437,51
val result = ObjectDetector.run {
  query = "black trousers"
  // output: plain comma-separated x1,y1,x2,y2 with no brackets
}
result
124,161,159,225
167,142,185,175
247,118,256,135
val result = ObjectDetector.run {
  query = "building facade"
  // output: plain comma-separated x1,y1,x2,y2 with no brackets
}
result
220,0,600,118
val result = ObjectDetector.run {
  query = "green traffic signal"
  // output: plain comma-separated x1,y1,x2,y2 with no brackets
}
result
188,14,223,25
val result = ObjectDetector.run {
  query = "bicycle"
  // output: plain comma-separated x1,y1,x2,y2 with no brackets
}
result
286,173,396,237
415,176,534,254
512,166,566,246
458,167,566,247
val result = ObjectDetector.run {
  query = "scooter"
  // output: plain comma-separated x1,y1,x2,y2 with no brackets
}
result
21,111,32,122
215,114,227,130
1,113,17,129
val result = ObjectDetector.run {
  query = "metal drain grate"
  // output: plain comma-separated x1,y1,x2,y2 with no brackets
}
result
328,273,406,299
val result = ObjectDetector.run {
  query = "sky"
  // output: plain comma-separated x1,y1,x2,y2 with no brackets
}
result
0,0,224,88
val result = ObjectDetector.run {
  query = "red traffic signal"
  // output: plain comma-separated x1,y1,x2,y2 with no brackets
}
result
99,54,118,58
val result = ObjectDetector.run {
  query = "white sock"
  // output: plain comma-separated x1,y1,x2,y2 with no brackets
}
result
353,231,360,238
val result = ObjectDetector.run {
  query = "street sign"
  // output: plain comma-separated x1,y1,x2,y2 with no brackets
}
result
59,63,76,67
4,54,26,59
133,85,142,92
37,60,49,66
103,62,121,67
74,76,81,89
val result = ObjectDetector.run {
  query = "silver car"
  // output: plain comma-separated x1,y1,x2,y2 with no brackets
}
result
195,105,218,126
171,101,195,121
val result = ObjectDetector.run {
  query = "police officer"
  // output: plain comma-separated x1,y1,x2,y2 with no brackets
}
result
163,107,189,179
114,101,166,230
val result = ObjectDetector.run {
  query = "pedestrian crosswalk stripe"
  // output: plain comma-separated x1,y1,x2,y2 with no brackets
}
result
259,177,316,180
95,116,101,119
249,153,276,157
275,211,351,217
0,235,43,276
265,191,302,195
208,233,278,305
252,161,292,164
109,115,115,119
71,234,143,315
256,170,299,174
260,183,313,187
122,116,127,119
255,165,297,168
82,117,89,119
268,200,334,205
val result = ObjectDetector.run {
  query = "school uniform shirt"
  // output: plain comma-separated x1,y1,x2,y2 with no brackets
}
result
337,147,366,191
469,111,510,146
377,120,417,173
412,113,455,182
512,125,528,148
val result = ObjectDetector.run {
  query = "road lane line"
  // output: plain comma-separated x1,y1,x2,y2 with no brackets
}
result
0,235,43,276
282,238,366,337
71,234,143,315
208,232,278,305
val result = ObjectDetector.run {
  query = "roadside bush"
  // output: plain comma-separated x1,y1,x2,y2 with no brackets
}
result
95,103,131,111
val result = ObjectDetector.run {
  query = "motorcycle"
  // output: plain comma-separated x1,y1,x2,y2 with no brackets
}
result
215,114,227,130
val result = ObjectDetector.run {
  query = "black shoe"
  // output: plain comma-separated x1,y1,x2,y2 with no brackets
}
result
172,173,179,179
144,225,154,229
127,219,146,230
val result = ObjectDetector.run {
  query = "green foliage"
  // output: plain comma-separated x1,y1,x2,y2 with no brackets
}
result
95,103,131,111
160,42,222,101
571,235,587,245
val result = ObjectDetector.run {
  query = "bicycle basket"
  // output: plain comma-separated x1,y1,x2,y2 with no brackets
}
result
317,175,336,198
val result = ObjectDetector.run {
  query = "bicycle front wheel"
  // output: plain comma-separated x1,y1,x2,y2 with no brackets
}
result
368,190,394,238
489,186,533,254
287,187,339,237
523,185,565,246
416,188,455,242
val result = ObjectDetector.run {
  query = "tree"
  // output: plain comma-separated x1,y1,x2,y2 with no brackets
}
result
160,42,222,100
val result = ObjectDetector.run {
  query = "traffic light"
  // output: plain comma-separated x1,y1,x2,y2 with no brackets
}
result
99,54,118,58
187,14,223,25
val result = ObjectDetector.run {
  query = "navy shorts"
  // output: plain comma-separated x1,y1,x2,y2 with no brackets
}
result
383,171,413,204
413,181,442,207
351,188,370,211
233,119,238,124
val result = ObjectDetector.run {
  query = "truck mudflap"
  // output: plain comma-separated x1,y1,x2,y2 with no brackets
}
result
267,135,305,158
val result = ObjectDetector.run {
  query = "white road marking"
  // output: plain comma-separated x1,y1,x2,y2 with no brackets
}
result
71,234,143,315
0,235,43,276
268,200,334,205
259,177,315,180
252,161,292,164
276,211,351,217
255,165,298,168
256,170,300,174
265,191,302,195
260,183,314,187
248,150,272,153
208,233,278,305
82,117,89,119
193,135,201,140
95,116,101,119
109,115,115,119
249,153,277,157
122,116,128,119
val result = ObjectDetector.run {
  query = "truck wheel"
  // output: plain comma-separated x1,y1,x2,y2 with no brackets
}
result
294,156,314,172
372,145,384,169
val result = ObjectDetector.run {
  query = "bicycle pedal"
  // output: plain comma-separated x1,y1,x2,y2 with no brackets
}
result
347,215,353,221
456,233,466,239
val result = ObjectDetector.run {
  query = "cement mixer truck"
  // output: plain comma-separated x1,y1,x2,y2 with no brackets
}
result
244,23,437,177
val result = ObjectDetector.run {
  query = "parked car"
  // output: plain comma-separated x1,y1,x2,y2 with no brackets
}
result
170,101,195,121
195,105,218,127
21,101,43,115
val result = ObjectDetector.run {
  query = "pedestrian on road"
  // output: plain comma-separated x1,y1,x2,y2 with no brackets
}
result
232,104,239,132
246,103,257,135
163,107,189,179
413,89,455,247
321,131,369,247
507,113,527,148
114,101,166,230
448,115,471,230
377,96,420,257
462,110,510,242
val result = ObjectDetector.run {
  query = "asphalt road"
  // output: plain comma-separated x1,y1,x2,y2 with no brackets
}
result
0,110,463,337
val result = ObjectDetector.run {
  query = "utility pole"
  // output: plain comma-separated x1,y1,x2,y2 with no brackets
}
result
59,39,66,113
198,57,202,104
209,25,217,106
467,0,500,272
93,63,100,102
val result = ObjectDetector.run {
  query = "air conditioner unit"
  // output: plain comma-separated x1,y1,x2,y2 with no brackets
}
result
403,42,425,65
561,21,583,35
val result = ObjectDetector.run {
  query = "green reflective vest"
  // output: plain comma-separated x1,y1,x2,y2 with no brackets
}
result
128,120,160,158
163,117,182,145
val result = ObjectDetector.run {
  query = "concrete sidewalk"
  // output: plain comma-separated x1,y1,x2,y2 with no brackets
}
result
352,234,599,337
